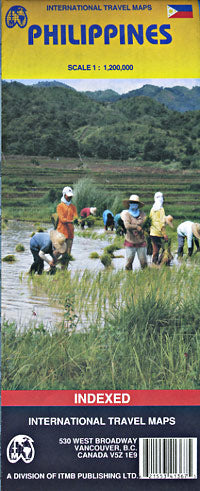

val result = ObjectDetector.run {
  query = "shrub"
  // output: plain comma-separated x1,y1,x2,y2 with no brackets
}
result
73,178,115,215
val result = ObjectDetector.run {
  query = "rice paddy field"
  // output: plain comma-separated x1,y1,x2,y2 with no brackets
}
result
2,154,200,220
2,155,200,390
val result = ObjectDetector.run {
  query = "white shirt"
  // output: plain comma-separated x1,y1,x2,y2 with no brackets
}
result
177,221,194,248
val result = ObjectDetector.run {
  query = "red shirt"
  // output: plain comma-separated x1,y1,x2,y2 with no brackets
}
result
80,207,91,218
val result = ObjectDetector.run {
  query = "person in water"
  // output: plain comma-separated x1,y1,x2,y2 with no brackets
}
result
121,194,147,270
56,186,78,269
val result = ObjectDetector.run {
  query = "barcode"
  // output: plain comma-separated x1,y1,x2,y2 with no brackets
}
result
139,438,197,479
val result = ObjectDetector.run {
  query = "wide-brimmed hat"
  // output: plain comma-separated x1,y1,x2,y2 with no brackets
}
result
165,215,174,228
62,186,73,197
192,223,200,239
50,230,67,254
123,194,144,209
90,207,97,215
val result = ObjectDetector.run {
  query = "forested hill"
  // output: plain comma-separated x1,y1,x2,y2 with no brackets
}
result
2,81,200,167
85,84,200,112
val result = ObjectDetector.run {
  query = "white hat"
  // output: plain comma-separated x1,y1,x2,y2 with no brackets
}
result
90,207,97,215
154,191,163,200
63,186,73,197
50,230,67,254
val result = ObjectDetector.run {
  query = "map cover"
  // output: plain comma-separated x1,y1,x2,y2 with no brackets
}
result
1,0,200,489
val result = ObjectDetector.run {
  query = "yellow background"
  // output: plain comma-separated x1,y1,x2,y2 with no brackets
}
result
2,0,200,78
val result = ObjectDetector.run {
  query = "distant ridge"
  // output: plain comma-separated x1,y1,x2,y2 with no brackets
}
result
85,84,200,112
4,80,200,112
33,81,75,90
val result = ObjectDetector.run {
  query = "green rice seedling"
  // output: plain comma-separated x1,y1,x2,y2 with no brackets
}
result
30,232,35,237
142,215,152,232
2,219,8,230
15,243,25,252
20,263,200,389
89,252,99,259
86,215,96,228
2,255,16,262
104,244,120,256
100,253,112,268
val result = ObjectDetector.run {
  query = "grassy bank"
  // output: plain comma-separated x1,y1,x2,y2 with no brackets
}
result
2,264,200,390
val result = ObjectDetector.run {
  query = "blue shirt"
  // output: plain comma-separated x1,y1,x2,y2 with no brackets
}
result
103,210,114,226
30,233,53,254
114,213,122,229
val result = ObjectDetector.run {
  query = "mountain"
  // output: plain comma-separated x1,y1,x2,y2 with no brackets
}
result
84,89,119,102
33,81,75,90
2,81,200,167
85,84,200,112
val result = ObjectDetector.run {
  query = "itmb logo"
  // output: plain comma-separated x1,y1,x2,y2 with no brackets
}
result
7,435,35,464
5,6,27,28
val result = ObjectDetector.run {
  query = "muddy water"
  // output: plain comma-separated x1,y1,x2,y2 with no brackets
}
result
2,222,178,328
2,221,127,327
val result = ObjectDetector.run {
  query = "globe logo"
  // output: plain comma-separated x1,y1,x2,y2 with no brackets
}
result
5,6,27,29
7,435,35,463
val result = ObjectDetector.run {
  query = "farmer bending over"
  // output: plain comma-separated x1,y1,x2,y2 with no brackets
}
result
177,221,200,257
29,231,66,275
57,186,78,269
121,194,147,270
80,207,97,229
103,210,114,231
114,213,126,236
150,192,168,264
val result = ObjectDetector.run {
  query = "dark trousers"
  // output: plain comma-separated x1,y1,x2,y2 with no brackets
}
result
30,248,44,274
177,235,199,256
150,236,163,264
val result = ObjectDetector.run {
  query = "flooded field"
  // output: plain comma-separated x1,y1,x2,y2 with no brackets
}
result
2,221,128,327
3,221,178,329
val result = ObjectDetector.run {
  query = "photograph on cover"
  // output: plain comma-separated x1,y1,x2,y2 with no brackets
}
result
2,77,200,391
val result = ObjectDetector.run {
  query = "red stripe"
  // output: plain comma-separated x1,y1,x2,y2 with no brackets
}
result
171,11,193,17
1,390,200,406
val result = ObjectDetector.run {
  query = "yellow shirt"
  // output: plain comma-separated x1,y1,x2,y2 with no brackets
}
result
150,207,166,237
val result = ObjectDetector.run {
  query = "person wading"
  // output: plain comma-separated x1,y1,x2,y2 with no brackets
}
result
150,192,168,264
177,221,200,257
80,207,97,229
29,231,67,275
121,194,147,270
103,209,114,231
57,186,78,269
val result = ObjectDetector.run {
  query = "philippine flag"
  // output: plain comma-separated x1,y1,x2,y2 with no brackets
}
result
167,4,193,18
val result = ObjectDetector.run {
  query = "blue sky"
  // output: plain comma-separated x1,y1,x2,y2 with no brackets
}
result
6,78,200,93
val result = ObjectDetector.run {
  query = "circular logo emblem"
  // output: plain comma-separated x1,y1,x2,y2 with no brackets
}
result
5,6,27,29
7,435,35,463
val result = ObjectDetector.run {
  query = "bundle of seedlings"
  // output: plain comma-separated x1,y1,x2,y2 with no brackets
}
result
159,238,173,266
141,216,152,255
15,243,25,252
100,253,112,268
3,255,16,262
